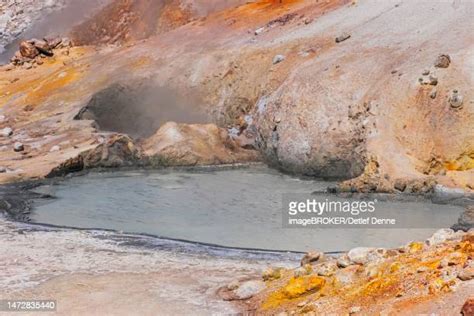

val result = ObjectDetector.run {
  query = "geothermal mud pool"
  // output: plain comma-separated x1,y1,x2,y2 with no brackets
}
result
28,166,465,253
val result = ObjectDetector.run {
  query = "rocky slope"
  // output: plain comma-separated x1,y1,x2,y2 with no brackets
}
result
0,0,472,192
237,229,474,315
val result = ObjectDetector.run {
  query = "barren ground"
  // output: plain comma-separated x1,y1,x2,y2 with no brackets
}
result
0,0,473,314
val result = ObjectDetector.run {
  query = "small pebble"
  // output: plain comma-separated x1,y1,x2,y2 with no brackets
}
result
428,75,438,86
335,32,351,43
1,127,13,137
13,142,24,152
50,145,60,152
449,90,464,108
273,55,286,65
254,27,265,36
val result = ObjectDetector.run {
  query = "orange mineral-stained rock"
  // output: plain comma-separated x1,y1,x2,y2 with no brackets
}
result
264,275,326,308
252,232,474,314
142,122,260,166
462,298,474,316
19,40,39,59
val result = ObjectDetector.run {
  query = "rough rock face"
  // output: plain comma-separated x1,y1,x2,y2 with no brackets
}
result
452,206,474,232
143,122,260,166
256,84,368,179
19,41,40,59
248,231,473,315
253,0,473,182
83,134,142,168
47,135,142,177
0,0,472,191
70,0,249,46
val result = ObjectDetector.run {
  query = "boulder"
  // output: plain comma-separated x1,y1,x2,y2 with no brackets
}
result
83,135,141,168
19,41,39,59
49,134,142,177
143,122,259,166
31,39,53,56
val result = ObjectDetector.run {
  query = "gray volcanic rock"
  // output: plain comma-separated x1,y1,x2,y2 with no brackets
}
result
347,247,376,265
255,85,369,179
233,280,265,300
434,54,451,68
335,32,351,43
0,127,13,137
13,142,24,152
452,206,474,232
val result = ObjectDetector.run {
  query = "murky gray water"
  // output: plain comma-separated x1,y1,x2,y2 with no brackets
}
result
30,167,464,252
